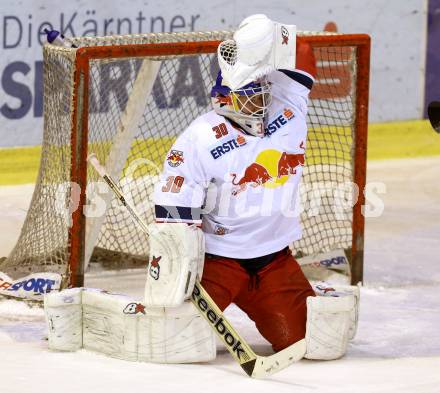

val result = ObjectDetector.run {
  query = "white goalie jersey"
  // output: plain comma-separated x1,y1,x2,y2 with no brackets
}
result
154,69,314,259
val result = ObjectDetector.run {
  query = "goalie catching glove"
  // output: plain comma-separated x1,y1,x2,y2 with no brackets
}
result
218,14,296,90
144,223,205,307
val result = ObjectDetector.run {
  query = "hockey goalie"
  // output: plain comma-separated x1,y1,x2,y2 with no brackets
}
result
44,14,359,371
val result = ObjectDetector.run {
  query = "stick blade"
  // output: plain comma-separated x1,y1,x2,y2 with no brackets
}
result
250,338,306,378
427,101,440,133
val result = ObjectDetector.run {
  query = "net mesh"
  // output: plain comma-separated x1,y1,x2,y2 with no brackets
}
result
0,31,362,283
218,40,238,66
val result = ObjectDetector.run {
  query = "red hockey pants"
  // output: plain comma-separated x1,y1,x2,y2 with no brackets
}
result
201,248,315,352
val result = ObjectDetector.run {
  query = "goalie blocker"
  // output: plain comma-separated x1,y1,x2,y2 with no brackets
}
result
145,222,205,307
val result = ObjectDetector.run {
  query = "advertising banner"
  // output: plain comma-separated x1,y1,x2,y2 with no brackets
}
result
0,0,427,147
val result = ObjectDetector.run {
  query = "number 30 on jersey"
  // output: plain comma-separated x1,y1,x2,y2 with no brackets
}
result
162,176,184,193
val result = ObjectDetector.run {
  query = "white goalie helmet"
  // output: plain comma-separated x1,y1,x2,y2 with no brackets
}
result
211,15,276,137
210,70,272,138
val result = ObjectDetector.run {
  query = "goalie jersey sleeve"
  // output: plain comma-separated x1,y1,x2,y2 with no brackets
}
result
153,127,210,226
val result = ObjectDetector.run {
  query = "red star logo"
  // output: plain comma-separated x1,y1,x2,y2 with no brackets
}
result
151,255,162,267
135,303,146,314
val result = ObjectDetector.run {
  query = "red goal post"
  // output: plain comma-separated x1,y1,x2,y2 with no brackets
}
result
0,31,370,290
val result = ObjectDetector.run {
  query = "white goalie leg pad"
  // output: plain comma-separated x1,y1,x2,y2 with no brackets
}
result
304,293,356,360
82,289,139,361
83,290,216,363
329,284,360,340
44,287,83,351
137,301,216,363
145,223,204,307
45,288,216,363
313,282,360,340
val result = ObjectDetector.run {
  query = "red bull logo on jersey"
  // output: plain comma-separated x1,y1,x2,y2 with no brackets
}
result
265,108,295,136
231,163,272,196
277,152,305,176
167,150,184,167
214,224,230,235
230,145,305,196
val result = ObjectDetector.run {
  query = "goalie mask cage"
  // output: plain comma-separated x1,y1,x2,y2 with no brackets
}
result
0,31,370,288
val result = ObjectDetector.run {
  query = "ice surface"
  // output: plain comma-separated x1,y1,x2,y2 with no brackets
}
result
1,157,440,392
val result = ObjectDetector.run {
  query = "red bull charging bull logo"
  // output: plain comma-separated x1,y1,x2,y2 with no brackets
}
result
167,150,184,167
230,146,305,196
